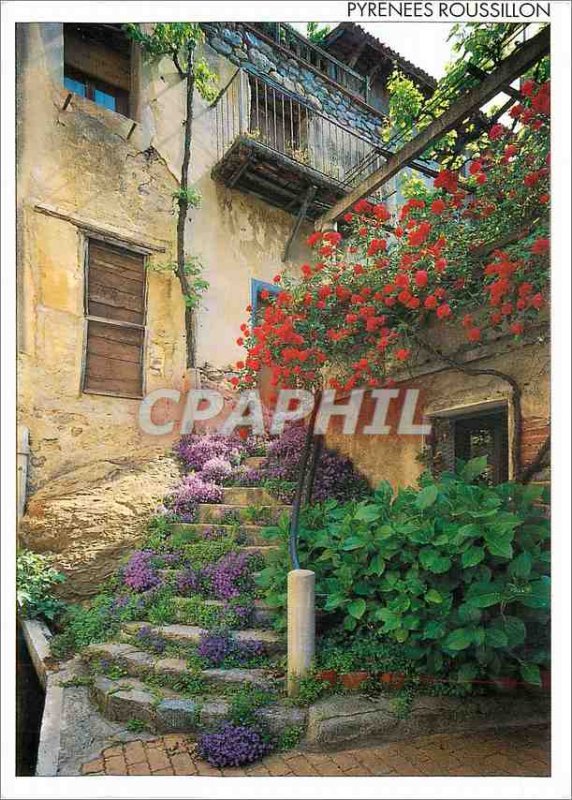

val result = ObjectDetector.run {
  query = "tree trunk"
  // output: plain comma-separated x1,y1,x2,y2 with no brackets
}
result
175,43,197,369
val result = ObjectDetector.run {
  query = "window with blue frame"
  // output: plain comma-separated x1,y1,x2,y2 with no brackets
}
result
63,24,131,117
250,279,281,327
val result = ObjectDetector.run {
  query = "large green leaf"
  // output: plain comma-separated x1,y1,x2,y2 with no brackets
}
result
415,484,439,510
502,616,527,647
461,546,485,568
342,536,367,551
460,456,488,483
424,588,444,604
443,627,474,651
465,581,505,608
520,662,542,686
354,504,383,523
347,598,367,619
423,620,446,639
419,549,452,574
484,531,514,559
519,576,550,609
508,551,532,578
484,626,509,648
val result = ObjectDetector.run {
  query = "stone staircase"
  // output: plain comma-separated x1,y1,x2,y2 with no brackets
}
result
81,456,305,736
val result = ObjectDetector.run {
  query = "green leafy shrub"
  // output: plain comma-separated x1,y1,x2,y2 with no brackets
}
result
16,549,66,621
258,458,550,684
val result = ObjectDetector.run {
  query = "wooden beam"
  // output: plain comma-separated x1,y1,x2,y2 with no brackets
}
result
283,185,317,261
228,155,252,187
319,27,549,225
467,63,525,102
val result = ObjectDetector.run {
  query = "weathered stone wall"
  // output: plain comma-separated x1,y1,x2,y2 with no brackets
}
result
202,23,385,142
18,456,181,600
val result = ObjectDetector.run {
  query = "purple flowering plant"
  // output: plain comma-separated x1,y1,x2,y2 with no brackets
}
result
122,550,161,593
196,723,272,768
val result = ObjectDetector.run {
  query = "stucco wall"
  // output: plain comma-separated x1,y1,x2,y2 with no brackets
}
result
17,24,312,490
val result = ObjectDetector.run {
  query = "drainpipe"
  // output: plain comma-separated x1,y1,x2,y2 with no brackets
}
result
17,425,29,521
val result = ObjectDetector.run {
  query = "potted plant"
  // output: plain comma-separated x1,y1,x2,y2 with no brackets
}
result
340,669,369,690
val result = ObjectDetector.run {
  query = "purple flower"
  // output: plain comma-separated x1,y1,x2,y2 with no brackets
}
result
252,424,370,503
176,567,202,596
201,457,233,483
197,723,271,768
165,474,223,520
197,630,235,665
203,551,256,600
122,550,161,593
136,625,167,654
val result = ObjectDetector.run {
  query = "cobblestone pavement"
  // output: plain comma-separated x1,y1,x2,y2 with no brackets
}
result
81,724,550,777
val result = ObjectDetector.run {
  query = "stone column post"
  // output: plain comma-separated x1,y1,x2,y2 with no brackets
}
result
287,569,315,696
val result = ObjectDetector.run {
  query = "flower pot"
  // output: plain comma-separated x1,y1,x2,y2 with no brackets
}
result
340,671,369,690
316,669,338,687
379,671,394,686
391,672,405,689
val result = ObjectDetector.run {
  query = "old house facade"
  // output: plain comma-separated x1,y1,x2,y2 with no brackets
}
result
16,21,549,596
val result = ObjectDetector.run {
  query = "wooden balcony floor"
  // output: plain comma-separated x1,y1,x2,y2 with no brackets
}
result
211,135,349,219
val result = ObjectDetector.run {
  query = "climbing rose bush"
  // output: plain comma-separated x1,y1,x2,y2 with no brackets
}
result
232,79,549,393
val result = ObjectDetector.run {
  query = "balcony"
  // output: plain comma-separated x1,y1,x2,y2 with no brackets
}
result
211,70,386,221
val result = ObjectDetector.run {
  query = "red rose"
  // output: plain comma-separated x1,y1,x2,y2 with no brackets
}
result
531,238,549,255
430,198,446,215
510,322,524,336
424,295,438,310
414,270,428,288
436,303,452,319
467,327,481,342
395,348,411,361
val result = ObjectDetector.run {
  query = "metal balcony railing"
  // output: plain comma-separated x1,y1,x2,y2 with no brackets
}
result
247,23,368,99
213,70,386,191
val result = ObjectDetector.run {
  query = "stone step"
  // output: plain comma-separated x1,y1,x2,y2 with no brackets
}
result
222,486,278,506
170,522,272,547
243,456,266,469
123,622,286,655
91,675,306,735
168,596,275,627
83,642,282,690
196,503,290,524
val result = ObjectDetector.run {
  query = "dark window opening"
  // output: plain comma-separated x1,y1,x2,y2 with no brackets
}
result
63,24,131,116
83,239,146,398
429,406,509,485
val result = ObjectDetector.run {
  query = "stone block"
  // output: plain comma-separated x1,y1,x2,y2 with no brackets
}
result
155,699,199,733
249,48,274,73
210,37,233,56
306,696,398,747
